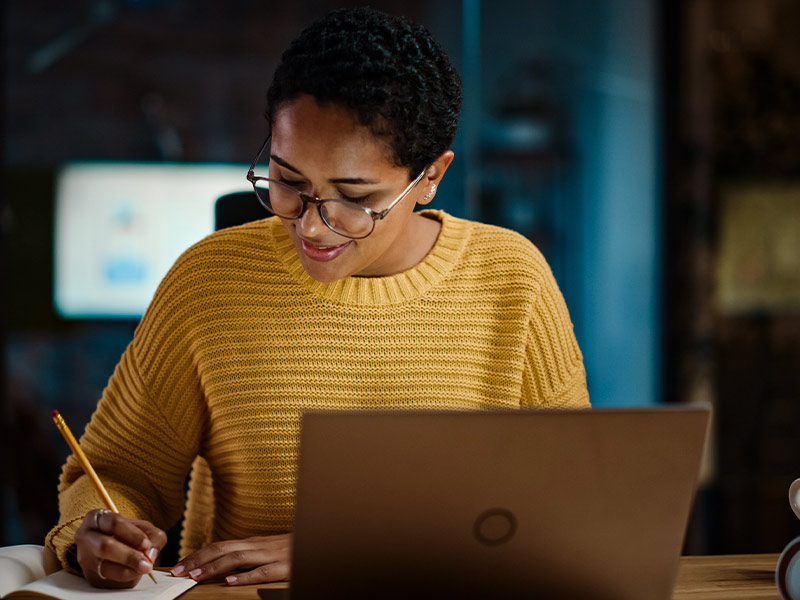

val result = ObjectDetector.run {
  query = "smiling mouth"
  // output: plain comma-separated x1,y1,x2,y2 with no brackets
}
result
299,238,352,262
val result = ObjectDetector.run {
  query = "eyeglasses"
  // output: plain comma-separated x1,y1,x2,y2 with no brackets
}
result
246,136,427,239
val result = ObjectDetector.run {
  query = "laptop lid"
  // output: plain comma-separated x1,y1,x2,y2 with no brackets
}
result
288,406,710,599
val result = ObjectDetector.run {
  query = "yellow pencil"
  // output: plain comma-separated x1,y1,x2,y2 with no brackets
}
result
52,410,157,583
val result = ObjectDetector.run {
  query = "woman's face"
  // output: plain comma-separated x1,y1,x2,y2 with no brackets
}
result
269,95,445,283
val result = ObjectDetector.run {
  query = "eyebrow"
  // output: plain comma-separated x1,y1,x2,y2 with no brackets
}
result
270,154,380,185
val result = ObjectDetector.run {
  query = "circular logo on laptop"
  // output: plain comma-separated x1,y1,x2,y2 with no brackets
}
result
473,508,517,546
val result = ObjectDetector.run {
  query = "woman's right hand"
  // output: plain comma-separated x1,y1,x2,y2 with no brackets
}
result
74,509,167,588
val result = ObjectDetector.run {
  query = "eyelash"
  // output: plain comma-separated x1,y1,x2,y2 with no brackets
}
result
341,193,371,204
278,177,370,204
278,177,304,188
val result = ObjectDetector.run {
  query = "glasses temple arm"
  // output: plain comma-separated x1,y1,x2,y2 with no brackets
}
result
247,135,272,180
375,167,429,218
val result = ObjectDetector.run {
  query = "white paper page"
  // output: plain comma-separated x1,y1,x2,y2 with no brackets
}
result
0,545,60,597
16,569,197,599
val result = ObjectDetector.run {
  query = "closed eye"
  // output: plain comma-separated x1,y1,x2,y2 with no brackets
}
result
278,175,371,203
278,177,305,189
340,193,371,204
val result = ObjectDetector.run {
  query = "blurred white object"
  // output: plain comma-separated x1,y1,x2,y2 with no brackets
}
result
790,479,800,521
54,162,248,318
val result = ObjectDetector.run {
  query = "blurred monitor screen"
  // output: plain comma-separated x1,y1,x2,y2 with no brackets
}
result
54,162,250,319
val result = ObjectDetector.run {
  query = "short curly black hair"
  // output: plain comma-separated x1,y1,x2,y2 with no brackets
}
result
265,7,462,177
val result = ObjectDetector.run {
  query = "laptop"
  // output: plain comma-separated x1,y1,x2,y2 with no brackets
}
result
263,405,710,599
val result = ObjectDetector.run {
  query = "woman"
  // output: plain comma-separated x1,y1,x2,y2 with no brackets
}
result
46,7,589,589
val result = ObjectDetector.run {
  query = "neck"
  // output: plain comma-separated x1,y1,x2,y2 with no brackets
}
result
356,212,441,278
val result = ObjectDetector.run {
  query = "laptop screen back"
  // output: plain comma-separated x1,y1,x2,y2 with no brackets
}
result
290,407,709,600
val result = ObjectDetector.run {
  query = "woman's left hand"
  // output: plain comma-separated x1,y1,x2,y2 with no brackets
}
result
171,534,292,586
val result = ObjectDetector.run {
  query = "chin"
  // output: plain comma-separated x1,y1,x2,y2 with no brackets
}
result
299,258,349,283
306,271,344,283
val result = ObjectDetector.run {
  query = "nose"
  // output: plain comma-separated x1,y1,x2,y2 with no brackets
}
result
295,200,326,238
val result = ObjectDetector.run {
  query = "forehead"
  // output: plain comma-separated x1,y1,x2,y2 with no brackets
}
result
270,95,398,176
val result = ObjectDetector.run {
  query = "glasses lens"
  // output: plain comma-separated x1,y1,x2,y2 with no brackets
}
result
252,179,374,238
321,201,374,238
253,179,303,218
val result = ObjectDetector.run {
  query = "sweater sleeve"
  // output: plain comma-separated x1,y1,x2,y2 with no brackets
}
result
520,266,590,410
45,340,203,570
45,253,208,570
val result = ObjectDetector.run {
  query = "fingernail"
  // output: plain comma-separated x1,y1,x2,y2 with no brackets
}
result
226,575,238,585
171,564,185,576
189,568,203,579
147,547,159,562
139,559,152,573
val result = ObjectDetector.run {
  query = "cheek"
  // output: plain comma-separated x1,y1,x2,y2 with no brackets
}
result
280,217,295,238
375,204,416,241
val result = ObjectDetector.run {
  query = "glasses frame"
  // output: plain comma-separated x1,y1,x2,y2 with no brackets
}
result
246,136,428,239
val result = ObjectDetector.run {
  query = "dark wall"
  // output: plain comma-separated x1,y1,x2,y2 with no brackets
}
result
663,0,800,554
5,0,429,167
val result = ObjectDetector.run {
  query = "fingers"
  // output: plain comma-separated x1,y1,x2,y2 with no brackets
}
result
94,510,154,553
74,510,166,588
129,518,168,564
172,534,291,584
226,561,290,586
88,553,152,587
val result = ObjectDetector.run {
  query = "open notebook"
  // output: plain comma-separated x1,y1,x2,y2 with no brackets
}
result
0,545,197,600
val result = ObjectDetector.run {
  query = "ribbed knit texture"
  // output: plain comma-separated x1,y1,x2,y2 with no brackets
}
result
46,210,589,568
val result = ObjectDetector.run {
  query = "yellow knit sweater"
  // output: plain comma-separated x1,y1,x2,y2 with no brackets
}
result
46,209,589,569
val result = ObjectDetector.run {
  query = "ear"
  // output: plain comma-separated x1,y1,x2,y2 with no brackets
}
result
418,150,455,206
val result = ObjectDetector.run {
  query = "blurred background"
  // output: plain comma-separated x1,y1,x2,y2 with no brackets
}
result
2,0,799,559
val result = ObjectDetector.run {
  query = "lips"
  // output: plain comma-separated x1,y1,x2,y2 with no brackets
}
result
299,238,352,262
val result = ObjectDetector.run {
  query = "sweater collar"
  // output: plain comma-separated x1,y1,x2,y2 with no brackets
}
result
269,209,469,305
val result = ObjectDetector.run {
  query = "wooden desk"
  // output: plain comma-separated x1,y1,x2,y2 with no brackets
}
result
181,554,781,599
673,554,779,599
